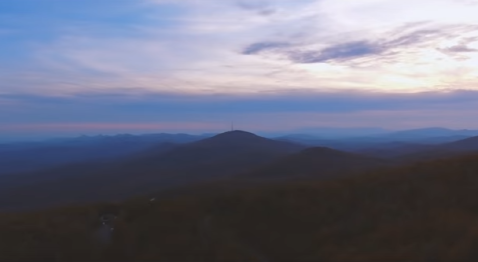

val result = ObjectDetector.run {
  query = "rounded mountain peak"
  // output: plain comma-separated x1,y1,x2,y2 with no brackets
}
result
204,130,263,144
215,130,258,138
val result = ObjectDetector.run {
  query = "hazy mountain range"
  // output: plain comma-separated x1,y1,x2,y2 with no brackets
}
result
2,127,478,211
1,127,477,176
2,128,478,260
0,133,211,175
277,127,478,151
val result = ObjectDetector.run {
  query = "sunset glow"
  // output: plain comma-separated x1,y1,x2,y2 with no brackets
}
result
2,0,478,139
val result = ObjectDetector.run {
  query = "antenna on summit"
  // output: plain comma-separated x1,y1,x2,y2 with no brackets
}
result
230,121,234,131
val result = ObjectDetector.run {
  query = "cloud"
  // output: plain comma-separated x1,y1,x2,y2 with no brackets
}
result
443,45,478,52
236,0,277,16
455,0,478,6
0,122,221,133
2,89,478,139
3,0,478,98
3,89,478,117
242,41,291,55
244,24,478,65
4,0,478,140
289,41,383,63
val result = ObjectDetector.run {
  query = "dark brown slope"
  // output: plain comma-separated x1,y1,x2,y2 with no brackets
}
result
0,131,305,210
138,146,393,200
398,135,478,162
445,135,478,151
261,146,390,178
3,153,478,261
235,146,392,181
357,142,436,158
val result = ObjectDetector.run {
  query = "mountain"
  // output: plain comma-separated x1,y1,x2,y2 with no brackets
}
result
279,127,389,138
123,130,304,172
357,142,436,158
240,146,392,180
445,136,478,151
0,131,305,210
3,152,478,261
373,127,478,144
383,127,478,139
4,130,477,211
278,127,478,152
0,133,210,175
276,135,386,151
397,135,478,161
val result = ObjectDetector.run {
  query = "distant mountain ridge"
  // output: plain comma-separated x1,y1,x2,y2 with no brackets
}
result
278,127,478,151
0,133,212,175
396,135,478,161
382,127,478,138
0,131,305,210
3,129,478,211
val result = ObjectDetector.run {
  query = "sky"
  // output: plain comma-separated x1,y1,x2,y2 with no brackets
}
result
1,0,478,140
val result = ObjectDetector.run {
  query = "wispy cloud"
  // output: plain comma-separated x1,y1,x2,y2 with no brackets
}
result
243,24,478,64
4,0,477,95
242,42,291,55
236,0,278,16
289,41,383,63
444,45,478,52
2,0,478,136
2,89,478,128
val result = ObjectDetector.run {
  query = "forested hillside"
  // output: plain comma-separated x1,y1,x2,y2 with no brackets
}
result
2,153,478,261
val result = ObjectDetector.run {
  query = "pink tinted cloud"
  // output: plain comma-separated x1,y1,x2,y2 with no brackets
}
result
0,122,224,132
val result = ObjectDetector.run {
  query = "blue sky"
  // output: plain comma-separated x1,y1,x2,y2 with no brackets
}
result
2,0,478,140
